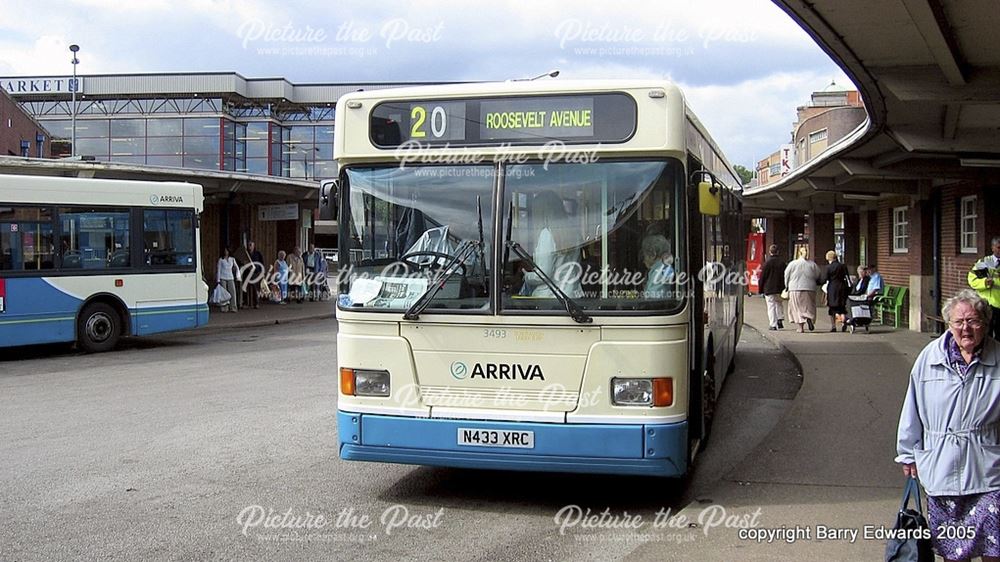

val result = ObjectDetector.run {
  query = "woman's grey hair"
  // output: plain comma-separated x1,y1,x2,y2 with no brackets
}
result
942,289,992,324
857,265,866,275
641,234,672,259
992,236,1000,247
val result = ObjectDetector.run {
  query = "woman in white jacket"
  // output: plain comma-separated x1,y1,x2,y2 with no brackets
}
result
783,247,822,332
216,247,240,313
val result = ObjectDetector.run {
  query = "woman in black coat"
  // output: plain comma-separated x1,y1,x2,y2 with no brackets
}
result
824,250,850,332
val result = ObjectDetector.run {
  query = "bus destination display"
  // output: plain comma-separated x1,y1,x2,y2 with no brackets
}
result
370,93,636,147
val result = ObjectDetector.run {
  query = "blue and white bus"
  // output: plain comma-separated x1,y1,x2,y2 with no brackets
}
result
327,80,743,477
0,174,208,352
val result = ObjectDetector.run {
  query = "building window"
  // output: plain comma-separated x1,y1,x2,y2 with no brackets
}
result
960,195,977,253
892,206,909,253
20,140,29,157
808,128,829,162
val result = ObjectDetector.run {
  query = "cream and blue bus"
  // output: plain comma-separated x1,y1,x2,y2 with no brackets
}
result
0,174,208,352
326,80,743,477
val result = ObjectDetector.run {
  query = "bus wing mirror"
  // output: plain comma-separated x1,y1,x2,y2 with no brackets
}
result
698,180,721,216
319,179,339,221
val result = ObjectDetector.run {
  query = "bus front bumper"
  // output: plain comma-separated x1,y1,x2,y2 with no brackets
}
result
337,411,688,477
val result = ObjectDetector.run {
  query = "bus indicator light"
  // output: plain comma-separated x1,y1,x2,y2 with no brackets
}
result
115,279,123,287
340,368,356,396
652,378,673,407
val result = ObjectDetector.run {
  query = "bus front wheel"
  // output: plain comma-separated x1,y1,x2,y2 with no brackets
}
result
78,303,121,353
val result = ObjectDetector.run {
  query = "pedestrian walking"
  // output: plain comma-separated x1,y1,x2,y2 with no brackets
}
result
306,243,324,301
273,250,289,304
783,247,822,333
246,241,264,309
968,236,1000,341
759,244,787,330
895,289,1000,561
216,247,239,313
288,246,306,304
823,250,850,332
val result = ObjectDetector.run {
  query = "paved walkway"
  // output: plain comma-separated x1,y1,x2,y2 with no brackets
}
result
632,295,937,560
203,297,336,332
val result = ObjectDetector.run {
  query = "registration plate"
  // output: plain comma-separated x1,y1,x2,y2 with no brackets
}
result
457,428,535,449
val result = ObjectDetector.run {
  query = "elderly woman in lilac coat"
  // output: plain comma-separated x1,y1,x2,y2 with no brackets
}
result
896,290,1000,562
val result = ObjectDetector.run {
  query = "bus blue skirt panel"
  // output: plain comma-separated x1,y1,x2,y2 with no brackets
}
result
0,278,82,346
338,411,688,477
132,303,210,336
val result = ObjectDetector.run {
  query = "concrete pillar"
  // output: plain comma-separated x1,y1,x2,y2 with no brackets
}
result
808,212,835,266
865,210,879,267
908,194,936,332
843,211,861,271
765,214,791,261
984,185,1000,243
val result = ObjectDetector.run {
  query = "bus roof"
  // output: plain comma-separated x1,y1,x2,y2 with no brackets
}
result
0,174,204,211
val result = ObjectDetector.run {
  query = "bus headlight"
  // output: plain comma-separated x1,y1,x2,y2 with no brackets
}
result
611,377,673,407
340,368,391,397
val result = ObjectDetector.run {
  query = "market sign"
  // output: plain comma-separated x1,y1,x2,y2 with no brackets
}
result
0,77,81,95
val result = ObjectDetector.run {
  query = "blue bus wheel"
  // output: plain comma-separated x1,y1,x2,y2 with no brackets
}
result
78,303,120,353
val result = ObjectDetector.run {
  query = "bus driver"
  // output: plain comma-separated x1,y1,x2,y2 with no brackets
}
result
641,234,675,298
520,191,584,298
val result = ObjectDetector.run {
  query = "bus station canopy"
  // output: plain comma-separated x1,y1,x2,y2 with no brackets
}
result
0,155,319,205
745,0,1000,213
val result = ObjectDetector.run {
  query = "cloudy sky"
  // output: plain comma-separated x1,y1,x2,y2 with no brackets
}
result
0,0,855,169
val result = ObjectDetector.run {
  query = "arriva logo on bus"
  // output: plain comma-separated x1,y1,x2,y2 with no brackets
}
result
471,363,545,381
450,361,545,381
150,195,184,205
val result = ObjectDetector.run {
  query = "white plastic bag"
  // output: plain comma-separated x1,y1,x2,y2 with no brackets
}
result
210,283,232,306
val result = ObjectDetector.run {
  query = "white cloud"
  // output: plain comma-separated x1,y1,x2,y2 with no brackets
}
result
0,0,860,171
680,67,856,167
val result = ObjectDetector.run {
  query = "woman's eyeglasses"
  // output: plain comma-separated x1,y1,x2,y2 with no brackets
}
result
950,318,985,329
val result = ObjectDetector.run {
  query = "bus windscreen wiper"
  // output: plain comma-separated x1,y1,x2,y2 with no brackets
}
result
506,240,592,324
403,240,479,321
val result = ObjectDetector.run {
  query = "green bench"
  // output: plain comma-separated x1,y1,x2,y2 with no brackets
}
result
873,285,908,328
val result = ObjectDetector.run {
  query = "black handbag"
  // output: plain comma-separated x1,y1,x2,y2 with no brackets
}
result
885,477,934,562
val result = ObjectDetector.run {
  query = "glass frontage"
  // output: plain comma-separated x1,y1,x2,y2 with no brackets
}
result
501,160,684,313
339,160,685,317
341,166,494,312
31,95,336,178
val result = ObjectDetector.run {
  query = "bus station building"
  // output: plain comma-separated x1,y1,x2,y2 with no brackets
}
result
0,72,446,269
745,0,1000,333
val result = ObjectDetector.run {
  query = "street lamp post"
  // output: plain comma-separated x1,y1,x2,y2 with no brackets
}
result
69,44,80,158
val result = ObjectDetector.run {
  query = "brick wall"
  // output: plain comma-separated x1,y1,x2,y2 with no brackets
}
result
876,198,912,326
0,90,51,157
939,183,986,302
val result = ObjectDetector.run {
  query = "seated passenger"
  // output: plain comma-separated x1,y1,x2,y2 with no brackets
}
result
641,234,675,298
850,265,871,297
521,191,584,298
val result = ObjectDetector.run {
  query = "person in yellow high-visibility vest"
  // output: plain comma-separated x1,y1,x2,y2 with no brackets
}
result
968,236,1000,341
